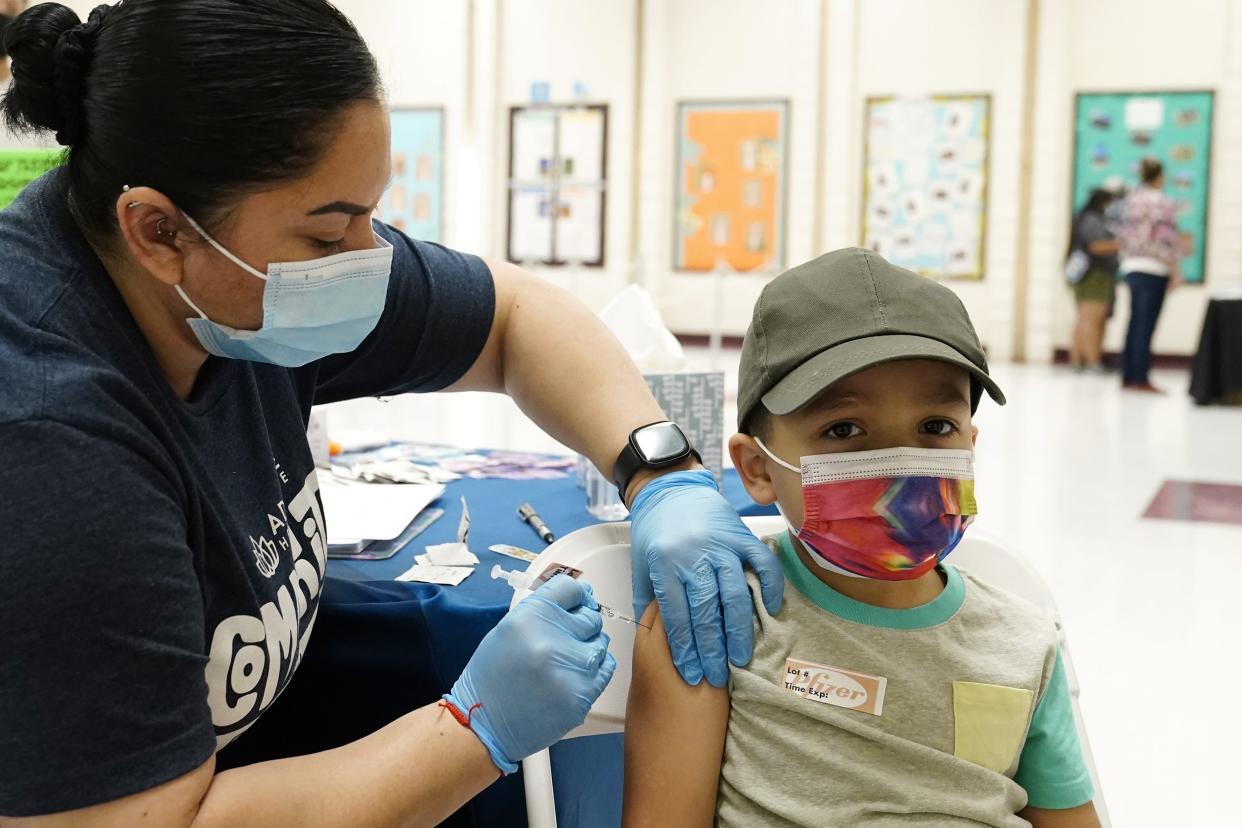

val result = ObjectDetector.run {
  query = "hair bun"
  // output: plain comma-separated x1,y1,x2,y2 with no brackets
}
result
2,3,110,147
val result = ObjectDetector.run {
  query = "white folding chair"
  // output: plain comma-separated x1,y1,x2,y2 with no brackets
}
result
515,518,1109,828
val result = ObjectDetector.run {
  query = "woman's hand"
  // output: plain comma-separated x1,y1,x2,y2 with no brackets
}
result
629,470,784,687
443,574,617,773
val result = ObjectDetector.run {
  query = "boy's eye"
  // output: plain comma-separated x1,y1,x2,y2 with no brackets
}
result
920,419,959,437
823,422,863,440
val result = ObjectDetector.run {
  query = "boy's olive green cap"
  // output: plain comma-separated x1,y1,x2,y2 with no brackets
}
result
737,247,1005,429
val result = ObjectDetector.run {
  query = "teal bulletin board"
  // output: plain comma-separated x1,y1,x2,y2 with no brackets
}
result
1072,91,1213,283
380,108,444,242
0,148,64,210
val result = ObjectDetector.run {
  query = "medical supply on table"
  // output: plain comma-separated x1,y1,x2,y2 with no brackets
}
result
488,543,539,563
396,565,474,586
329,458,457,485
517,502,555,544
395,497,476,584
320,477,445,545
345,508,447,561
583,463,630,521
417,542,479,567
491,564,649,629
442,574,616,774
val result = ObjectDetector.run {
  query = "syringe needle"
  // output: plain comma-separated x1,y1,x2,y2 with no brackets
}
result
597,602,651,629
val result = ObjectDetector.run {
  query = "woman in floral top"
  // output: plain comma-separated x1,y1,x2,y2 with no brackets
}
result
1115,158,1185,393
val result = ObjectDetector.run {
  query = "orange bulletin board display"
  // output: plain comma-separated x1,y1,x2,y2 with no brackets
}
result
674,100,789,272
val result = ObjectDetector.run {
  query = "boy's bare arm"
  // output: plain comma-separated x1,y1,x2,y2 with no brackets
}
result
1020,801,1102,828
623,602,731,828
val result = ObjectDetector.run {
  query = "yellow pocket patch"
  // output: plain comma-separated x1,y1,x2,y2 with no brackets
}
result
952,681,1034,774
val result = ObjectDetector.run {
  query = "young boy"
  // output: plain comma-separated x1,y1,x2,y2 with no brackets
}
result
624,248,1100,827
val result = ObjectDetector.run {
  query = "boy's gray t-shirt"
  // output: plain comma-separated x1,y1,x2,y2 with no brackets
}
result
716,533,1093,827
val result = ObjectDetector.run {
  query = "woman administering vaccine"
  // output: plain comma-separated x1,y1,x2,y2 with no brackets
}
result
0,1,782,824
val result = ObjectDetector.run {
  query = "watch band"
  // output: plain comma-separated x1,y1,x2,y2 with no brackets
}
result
612,421,699,497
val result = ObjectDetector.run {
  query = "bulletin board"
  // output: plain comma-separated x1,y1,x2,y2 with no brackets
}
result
674,100,789,273
1072,91,1214,284
0,148,64,210
861,95,991,280
507,104,608,267
379,108,444,243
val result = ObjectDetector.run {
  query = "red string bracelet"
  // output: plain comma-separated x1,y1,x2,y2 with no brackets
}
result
439,700,504,778
439,699,483,728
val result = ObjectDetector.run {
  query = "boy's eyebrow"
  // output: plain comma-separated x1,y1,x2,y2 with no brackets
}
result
804,391,863,414
920,383,972,406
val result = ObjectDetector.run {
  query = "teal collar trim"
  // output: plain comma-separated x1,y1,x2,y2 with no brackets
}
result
775,532,965,630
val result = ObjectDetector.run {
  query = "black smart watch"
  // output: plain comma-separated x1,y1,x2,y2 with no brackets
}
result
612,421,700,497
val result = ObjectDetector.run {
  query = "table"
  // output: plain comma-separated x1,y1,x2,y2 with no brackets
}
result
1190,297,1242,405
216,464,775,827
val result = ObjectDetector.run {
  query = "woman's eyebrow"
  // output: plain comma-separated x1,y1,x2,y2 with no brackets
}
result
306,201,372,217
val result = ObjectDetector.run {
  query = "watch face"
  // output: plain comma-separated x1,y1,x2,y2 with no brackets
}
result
634,423,689,462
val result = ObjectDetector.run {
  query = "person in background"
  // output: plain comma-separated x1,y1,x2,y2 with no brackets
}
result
1067,186,1120,373
1115,158,1184,393
0,1,28,84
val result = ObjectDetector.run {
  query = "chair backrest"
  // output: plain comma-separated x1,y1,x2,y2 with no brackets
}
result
518,520,1110,827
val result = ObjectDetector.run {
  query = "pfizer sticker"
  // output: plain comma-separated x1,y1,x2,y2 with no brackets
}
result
784,658,888,716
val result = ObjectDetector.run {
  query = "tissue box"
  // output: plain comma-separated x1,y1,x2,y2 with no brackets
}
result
579,371,726,520
644,372,725,485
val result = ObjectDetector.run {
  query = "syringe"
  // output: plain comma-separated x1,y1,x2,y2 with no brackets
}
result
490,564,649,629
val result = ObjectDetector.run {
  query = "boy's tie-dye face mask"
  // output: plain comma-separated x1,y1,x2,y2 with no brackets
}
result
753,440,978,581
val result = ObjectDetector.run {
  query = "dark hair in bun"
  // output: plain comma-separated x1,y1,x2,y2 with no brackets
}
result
1,0,381,244
2,3,105,146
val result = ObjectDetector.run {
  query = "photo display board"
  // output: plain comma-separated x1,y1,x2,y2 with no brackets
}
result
674,100,789,273
862,95,991,280
1072,91,1213,284
508,104,607,267
379,108,445,243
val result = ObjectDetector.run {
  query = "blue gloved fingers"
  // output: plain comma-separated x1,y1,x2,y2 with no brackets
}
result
716,555,756,667
558,603,606,642
630,551,655,620
597,648,618,692
579,633,612,673
521,588,604,642
656,580,705,686
685,560,729,688
530,572,597,612
739,531,785,615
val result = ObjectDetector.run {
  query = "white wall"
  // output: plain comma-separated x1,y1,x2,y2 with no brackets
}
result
36,0,1238,358
493,0,638,310
1036,0,1242,357
345,0,472,250
850,0,1029,360
641,0,823,336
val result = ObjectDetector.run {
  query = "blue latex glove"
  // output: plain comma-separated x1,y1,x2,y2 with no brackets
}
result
629,469,785,687
444,574,617,774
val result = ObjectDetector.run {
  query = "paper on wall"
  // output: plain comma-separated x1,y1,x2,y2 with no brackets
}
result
1125,98,1165,131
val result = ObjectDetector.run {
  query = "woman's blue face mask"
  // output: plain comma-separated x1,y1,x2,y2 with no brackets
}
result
175,213,393,367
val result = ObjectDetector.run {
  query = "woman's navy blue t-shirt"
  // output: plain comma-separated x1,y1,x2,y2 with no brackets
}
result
0,168,496,815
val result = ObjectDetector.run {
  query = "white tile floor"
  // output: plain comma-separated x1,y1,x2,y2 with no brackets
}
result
322,354,1242,827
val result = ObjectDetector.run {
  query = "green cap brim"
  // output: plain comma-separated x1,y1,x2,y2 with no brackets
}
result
759,333,1007,416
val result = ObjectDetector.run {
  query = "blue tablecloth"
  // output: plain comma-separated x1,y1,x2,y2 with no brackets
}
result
216,467,774,827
